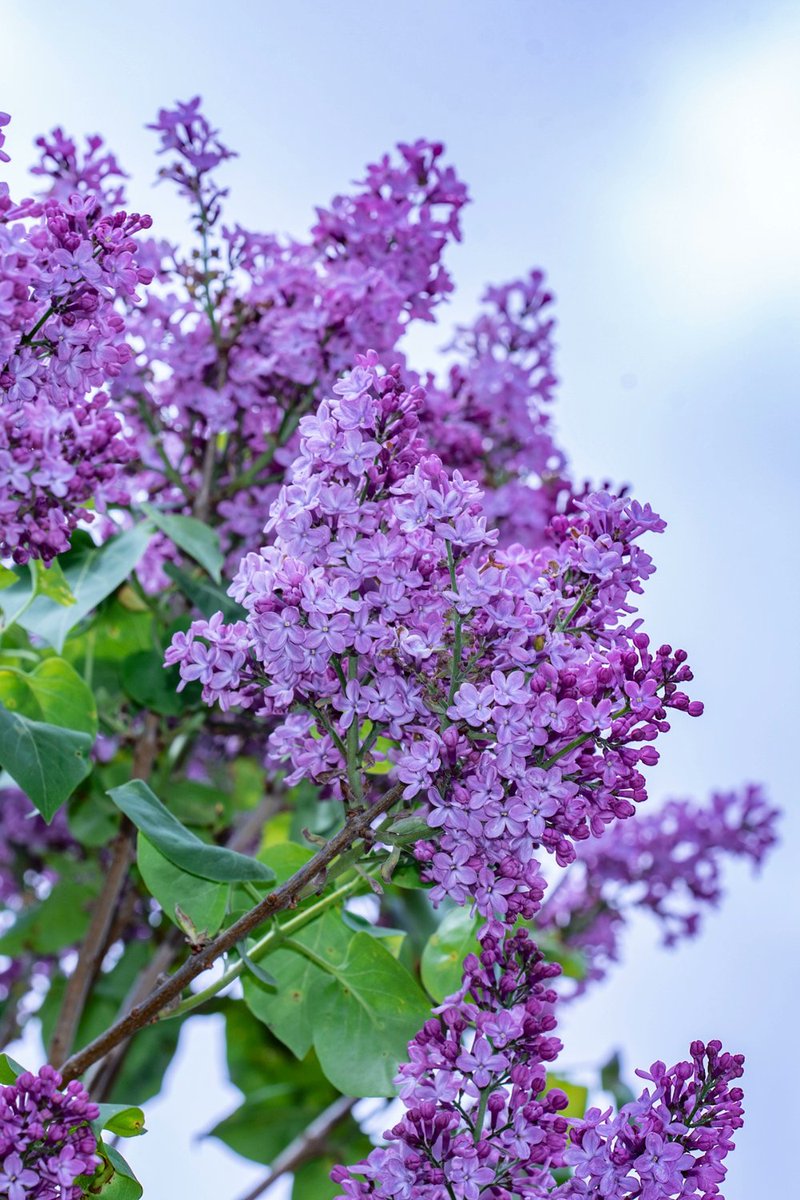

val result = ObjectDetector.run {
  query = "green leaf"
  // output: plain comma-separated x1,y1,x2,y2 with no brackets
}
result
421,908,481,1002
243,911,353,1059
9,525,153,652
212,1006,339,1166
258,841,315,885
311,933,431,1097
120,649,188,716
31,558,76,606
164,561,245,622
0,702,93,821
91,1104,147,1139
0,657,98,737
545,1074,589,1118
143,505,223,582
108,780,275,884
0,1053,25,1083
0,564,19,590
89,1144,143,1200
137,834,229,936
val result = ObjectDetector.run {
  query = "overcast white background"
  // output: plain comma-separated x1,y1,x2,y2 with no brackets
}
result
3,2,798,1197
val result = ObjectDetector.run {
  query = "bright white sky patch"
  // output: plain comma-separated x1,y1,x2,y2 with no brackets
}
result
621,18,800,327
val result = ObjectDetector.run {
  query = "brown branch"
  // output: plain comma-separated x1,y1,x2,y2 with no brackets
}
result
235,1095,357,1200
86,927,185,1101
59,784,404,1084
48,714,160,1069
86,791,281,1097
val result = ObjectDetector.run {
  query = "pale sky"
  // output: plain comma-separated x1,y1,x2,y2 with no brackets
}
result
3,3,798,1197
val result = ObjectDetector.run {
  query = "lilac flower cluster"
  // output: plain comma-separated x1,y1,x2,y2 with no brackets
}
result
0,117,152,561
419,271,567,548
167,358,701,924
332,924,568,1199
538,784,779,990
56,100,470,573
30,126,128,208
332,925,744,1199
0,1066,99,1199
562,1040,745,1200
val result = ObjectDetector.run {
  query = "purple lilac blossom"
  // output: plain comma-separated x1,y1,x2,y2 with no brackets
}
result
332,925,744,1199
538,784,779,991
0,114,153,561
0,1066,99,1199
167,357,702,925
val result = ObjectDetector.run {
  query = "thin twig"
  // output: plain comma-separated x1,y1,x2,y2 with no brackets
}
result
235,1096,357,1200
47,714,160,1069
85,928,184,1100
58,784,404,1084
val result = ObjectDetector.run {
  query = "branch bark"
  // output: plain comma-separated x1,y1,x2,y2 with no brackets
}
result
235,1096,357,1200
58,783,404,1084
48,713,160,1069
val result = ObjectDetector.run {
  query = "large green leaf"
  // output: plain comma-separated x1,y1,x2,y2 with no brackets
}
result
120,649,187,716
137,833,229,936
0,702,93,821
163,561,245,622
312,932,430,1097
31,558,76,606
143,505,223,582
243,911,352,1060
0,657,97,736
108,780,274,884
421,908,481,1002
9,525,153,651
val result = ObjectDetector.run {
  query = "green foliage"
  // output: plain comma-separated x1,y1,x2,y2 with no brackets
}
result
0,702,93,821
137,834,229,937
142,505,224,582
164,561,246,622
312,932,430,1096
244,912,430,1096
109,780,275,884
120,649,188,716
89,1144,144,1200
0,657,97,736
0,1053,24,1083
209,1006,339,1166
420,907,481,1001
8,525,153,651
0,862,100,956
91,1104,147,1139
